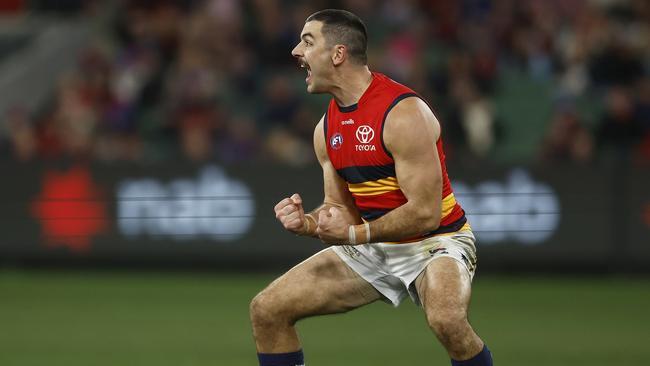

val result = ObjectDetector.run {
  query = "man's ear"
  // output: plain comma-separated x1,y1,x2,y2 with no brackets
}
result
332,44,347,66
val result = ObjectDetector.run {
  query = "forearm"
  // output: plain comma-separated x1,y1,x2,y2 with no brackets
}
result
350,201,440,244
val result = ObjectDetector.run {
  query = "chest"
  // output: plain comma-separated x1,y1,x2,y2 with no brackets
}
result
326,109,393,170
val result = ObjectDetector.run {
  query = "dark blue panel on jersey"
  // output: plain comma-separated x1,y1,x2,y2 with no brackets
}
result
360,209,391,221
337,164,396,183
425,215,467,236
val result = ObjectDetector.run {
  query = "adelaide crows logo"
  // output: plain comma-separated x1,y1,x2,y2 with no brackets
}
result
330,133,343,150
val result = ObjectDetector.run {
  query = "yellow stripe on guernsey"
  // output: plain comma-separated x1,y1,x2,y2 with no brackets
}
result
347,177,401,196
349,180,458,219
441,193,457,219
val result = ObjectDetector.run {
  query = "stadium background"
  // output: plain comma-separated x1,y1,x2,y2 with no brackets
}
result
0,0,648,365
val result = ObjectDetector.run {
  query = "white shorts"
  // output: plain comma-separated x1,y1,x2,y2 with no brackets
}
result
331,230,477,307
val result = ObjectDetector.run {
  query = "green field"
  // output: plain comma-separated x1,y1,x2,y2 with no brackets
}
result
1,270,648,366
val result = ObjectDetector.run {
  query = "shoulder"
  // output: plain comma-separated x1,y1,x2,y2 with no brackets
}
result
383,96,440,154
375,73,417,100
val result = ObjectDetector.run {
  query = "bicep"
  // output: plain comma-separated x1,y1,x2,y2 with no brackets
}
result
384,98,442,205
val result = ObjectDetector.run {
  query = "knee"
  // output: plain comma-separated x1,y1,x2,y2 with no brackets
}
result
425,308,468,343
249,290,294,330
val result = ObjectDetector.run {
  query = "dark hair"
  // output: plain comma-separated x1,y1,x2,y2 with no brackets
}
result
306,9,368,65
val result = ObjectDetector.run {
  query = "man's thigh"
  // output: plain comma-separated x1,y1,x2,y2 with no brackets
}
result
260,248,381,319
414,256,473,315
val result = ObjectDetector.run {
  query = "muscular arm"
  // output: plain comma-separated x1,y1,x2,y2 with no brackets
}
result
302,116,361,237
352,97,443,243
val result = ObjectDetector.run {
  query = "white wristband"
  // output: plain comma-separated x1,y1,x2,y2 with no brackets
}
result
348,225,356,245
364,222,371,243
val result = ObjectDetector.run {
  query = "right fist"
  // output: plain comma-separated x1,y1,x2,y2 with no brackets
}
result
274,193,308,235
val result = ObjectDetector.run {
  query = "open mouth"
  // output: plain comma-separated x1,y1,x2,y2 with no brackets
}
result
299,59,312,82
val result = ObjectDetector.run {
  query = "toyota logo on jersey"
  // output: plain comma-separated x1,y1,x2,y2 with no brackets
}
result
356,125,375,144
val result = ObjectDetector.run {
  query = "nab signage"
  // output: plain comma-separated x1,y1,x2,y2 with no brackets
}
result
116,166,255,242
453,169,561,245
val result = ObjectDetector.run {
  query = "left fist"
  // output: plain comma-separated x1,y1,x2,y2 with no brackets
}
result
316,207,349,245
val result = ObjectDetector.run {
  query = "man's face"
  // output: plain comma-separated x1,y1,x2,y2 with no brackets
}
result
291,21,333,94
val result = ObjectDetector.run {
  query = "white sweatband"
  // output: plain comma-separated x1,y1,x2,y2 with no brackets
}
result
364,222,371,243
348,225,356,245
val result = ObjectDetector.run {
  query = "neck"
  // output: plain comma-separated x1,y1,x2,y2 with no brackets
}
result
330,66,373,107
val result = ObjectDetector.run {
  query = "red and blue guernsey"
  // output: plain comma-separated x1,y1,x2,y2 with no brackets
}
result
325,72,470,243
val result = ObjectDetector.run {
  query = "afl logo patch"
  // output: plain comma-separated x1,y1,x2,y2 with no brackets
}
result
330,133,343,150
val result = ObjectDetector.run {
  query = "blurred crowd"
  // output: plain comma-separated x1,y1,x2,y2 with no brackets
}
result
1,0,649,165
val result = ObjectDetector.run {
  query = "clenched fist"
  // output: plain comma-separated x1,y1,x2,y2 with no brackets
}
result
274,193,311,235
315,206,349,244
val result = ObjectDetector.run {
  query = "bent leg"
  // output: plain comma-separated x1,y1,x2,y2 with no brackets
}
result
415,257,490,363
250,248,381,353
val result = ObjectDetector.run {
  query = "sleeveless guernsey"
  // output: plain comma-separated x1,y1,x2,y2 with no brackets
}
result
324,72,469,243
